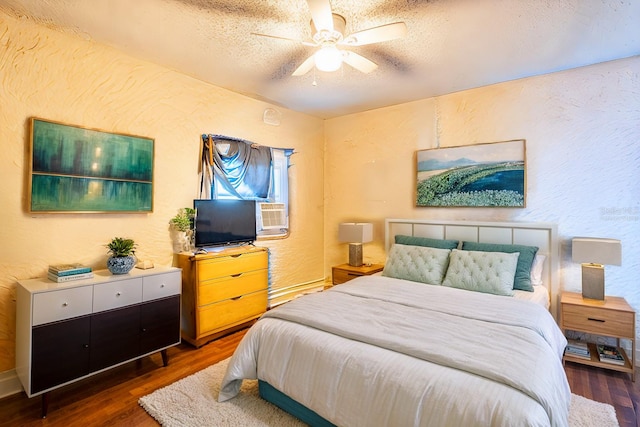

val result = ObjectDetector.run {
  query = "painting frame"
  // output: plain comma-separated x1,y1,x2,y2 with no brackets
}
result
416,139,526,208
28,118,154,213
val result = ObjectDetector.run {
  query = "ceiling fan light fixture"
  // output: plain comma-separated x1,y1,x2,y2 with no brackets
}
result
314,45,343,72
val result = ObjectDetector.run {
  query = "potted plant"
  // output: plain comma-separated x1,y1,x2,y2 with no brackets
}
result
106,237,137,274
169,208,195,252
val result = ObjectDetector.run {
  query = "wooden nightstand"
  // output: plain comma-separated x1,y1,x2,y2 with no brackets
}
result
332,263,384,285
560,291,635,381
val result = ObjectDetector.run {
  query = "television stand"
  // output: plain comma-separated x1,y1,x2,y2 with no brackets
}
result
178,245,268,347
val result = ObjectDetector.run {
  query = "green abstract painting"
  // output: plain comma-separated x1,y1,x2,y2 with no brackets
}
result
29,118,154,212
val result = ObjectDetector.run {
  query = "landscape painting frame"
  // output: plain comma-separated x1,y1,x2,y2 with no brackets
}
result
416,140,526,208
28,118,154,213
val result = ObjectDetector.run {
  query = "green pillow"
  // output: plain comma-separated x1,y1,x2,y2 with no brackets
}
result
461,241,539,292
395,235,459,250
442,249,519,296
383,244,451,285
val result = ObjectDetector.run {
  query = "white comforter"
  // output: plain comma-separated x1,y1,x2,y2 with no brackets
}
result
220,275,571,427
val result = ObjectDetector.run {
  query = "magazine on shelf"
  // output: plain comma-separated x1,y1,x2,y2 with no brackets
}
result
48,272,94,283
597,344,625,365
565,339,589,357
565,350,591,360
48,263,92,276
566,339,588,351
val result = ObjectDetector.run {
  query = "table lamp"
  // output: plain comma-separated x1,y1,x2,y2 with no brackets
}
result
572,237,621,300
338,223,373,267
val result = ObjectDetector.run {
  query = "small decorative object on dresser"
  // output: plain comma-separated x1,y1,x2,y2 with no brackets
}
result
560,291,635,381
105,237,137,274
169,207,196,252
332,263,384,285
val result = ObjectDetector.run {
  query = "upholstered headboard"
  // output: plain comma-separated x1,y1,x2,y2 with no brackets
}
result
384,218,559,319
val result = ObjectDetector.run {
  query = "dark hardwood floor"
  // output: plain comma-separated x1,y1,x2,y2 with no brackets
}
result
0,329,638,427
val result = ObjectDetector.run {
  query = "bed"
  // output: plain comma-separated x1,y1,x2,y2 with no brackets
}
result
219,219,571,427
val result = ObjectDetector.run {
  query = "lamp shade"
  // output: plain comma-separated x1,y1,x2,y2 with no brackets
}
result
338,223,373,243
572,237,622,266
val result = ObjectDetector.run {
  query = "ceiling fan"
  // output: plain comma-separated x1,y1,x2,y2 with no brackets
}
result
252,0,407,76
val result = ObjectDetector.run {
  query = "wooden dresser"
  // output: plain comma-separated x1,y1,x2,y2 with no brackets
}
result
16,266,181,417
178,245,268,347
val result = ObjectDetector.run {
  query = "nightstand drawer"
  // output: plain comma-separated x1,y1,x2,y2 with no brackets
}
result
333,269,365,284
332,263,385,285
562,304,634,338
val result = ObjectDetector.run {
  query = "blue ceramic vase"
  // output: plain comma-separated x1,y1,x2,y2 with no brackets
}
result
107,256,135,274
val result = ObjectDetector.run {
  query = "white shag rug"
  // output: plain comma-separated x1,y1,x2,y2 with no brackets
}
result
139,359,620,427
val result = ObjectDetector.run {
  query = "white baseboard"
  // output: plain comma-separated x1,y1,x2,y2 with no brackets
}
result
0,369,22,399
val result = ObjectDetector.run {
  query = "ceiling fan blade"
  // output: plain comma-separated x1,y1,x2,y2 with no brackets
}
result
251,32,316,46
307,0,334,31
292,54,316,76
342,51,378,73
341,22,407,46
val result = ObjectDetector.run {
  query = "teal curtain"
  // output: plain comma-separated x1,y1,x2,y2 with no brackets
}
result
200,134,272,199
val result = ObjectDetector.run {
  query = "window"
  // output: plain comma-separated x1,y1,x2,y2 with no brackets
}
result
200,135,292,239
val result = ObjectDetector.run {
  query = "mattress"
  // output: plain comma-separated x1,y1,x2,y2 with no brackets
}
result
220,276,570,427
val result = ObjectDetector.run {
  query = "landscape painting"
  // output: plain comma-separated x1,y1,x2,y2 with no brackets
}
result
29,118,154,213
416,140,526,207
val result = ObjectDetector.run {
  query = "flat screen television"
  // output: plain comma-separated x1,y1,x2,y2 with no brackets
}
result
193,199,257,248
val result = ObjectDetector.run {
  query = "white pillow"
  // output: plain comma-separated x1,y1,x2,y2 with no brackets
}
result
442,249,519,296
530,254,546,286
382,244,451,285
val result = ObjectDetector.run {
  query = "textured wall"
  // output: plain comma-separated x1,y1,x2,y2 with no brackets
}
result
0,12,324,373
325,56,640,334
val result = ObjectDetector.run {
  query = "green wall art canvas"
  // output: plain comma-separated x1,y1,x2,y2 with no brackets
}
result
29,118,154,213
416,140,526,207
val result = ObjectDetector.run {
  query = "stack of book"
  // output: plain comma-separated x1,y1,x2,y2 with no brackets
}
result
597,344,625,365
48,263,93,283
565,339,590,360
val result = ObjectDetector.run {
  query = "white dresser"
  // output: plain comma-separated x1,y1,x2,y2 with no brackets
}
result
16,266,181,417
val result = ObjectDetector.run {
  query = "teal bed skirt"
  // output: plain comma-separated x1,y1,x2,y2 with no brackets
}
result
258,380,337,427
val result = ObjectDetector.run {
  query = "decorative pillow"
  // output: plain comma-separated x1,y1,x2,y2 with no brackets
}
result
383,244,451,285
442,249,519,296
530,254,546,286
460,241,538,292
395,235,459,250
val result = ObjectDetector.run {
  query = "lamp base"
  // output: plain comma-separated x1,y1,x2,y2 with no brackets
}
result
348,243,363,267
581,263,605,300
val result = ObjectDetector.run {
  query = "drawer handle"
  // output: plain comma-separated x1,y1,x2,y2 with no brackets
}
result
62,302,68,307
116,292,122,297
161,284,165,288
231,254,242,258
231,273,243,278
347,273,362,277
587,317,605,323
230,295,243,301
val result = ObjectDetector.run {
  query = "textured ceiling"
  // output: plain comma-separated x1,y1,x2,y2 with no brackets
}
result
1,0,639,118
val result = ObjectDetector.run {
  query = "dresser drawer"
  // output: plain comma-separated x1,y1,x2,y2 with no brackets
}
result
197,290,267,336
93,278,143,313
142,271,181,301
562,304,634,338
198,269,268,306
196,251,267,281
33,286,94,326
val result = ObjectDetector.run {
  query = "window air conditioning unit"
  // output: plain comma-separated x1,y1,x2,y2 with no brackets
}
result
259,203,287,229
